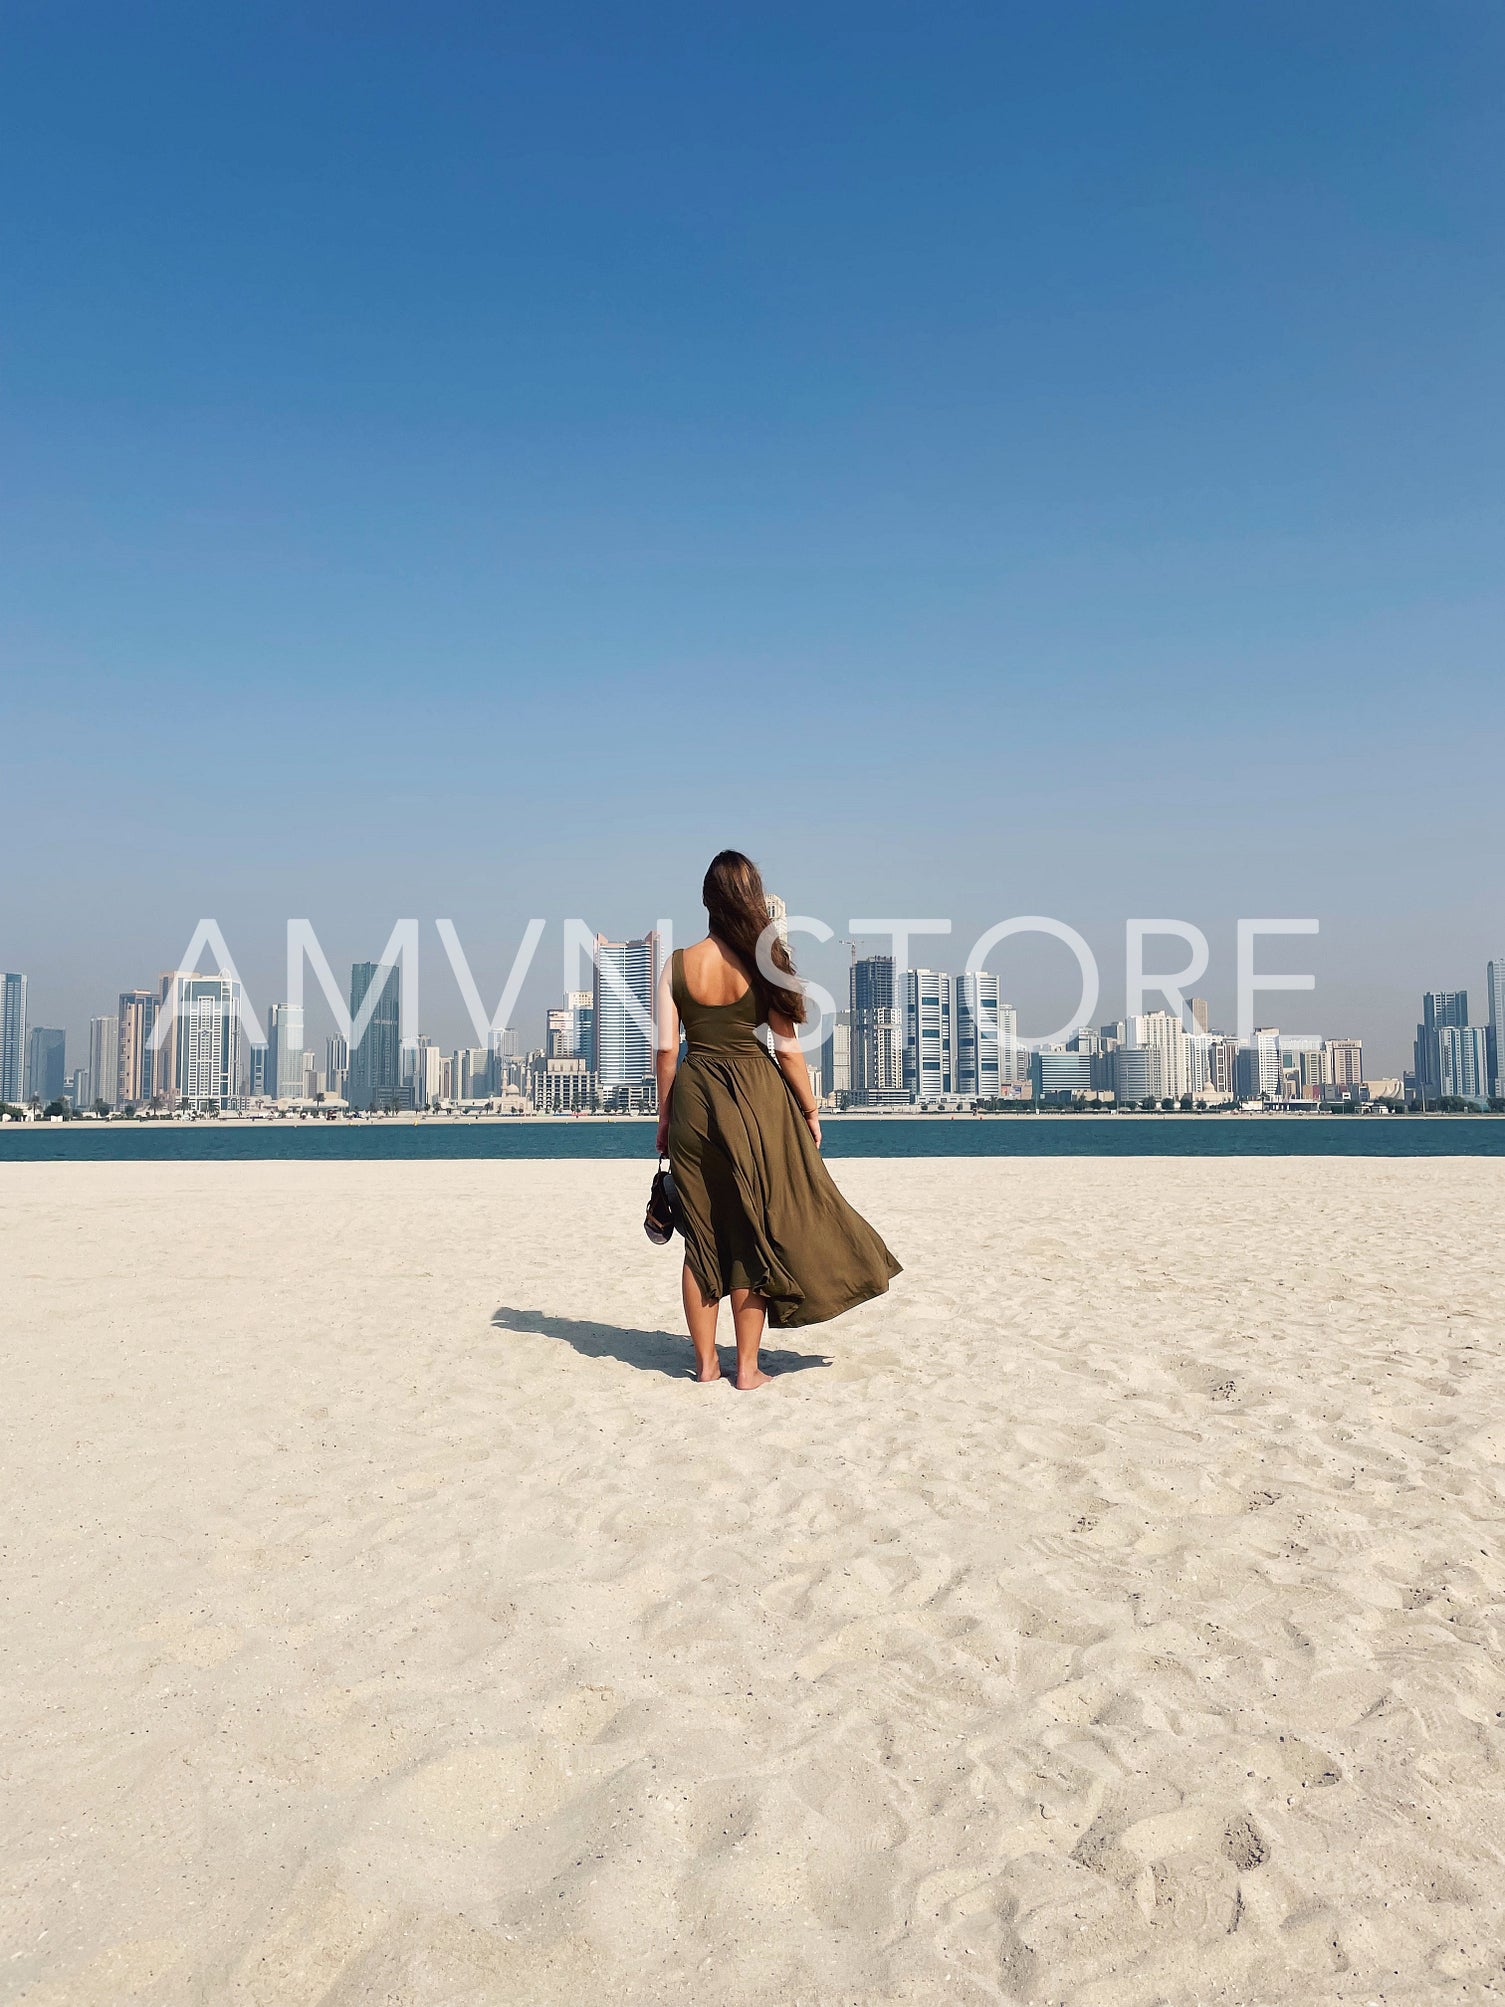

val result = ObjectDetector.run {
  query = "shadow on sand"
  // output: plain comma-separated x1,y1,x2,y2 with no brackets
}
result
490,1307,833,1382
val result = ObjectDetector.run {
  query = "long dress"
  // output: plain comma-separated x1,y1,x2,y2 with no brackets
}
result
666,949,901,1330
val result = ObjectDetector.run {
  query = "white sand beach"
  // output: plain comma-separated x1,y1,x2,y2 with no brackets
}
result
2,1156,1503,2006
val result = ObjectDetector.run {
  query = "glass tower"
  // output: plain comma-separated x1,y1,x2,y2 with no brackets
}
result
1415,990,1472,1105
592,936,658,1090
1487,960,1505,1098
0,973,27,1104
347,962,401,1111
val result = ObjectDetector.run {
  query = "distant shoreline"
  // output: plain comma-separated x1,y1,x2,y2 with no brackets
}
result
4,1108,1501,1130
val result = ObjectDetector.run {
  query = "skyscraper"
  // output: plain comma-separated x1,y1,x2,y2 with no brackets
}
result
266,1002,306,1102
904,969,955,1100
117,989,157,1107
346,962,401,1111
0,973,27,1104
1414,990,1471,1106
26,1027,66,1105
1183,1034,1214,1097
1126,1011,1189,1101
1434,1025,1490,1102
1487,959,1505,1098
1188,996,1211,1034
823,1012,851,1100
1235,1028,1283,1101
955,972,1007,1100
457,1048,489,1099
155,971,243,1110
850,955,901,1105
89,1016,119,1110
592,933,658,1092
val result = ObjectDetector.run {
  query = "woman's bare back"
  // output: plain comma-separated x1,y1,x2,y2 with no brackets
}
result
681,935,752,1008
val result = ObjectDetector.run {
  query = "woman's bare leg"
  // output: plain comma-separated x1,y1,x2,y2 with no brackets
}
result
681,1264,722,1382
729,1287,770,1390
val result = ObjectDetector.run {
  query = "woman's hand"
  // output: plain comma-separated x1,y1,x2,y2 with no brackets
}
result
804,1108,822,1149
655,1117,670,1156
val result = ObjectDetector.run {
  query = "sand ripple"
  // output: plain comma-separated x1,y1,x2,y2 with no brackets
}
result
2,1157,1503,2004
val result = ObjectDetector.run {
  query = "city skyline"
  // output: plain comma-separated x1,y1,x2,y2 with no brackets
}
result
6,936,1504,1115
7,908,1505,1080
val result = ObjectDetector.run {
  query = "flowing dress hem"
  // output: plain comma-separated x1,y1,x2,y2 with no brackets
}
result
767,1258,903,1330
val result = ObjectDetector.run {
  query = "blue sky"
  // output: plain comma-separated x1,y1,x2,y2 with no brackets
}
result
2,1,1501,1068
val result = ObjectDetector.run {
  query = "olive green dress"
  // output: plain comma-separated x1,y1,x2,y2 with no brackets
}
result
667,950,901,1330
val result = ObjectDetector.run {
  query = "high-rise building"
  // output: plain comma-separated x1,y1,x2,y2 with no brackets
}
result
850,955,903,1104
1423,990,1469,1026
593,933,659,1091
1414,990,1472,1106
26,1027,66,1105
1076,1024,1120,1094
0,973,26,1104
1112,1045,1159,1106
764,893,789,948
1486,959,1505,1098
955,973,1008,1100
1435,1025,1490,1102
872,1007,902,1103
346,962,401,1111
248,1043,268,1096
266,1002,305,1102
1294,1045,1326,1097
546,991,595,1067
1235,1028,1283,1101
117,990,157,1108
325,1035,349,1101
66,1067,91,1110
405,1037,442,1109
90,1011,121,1106
155,971,243,1109
1032,1049,1093,1101
1125,1011,1188,1101
1207,1034,1238,1096
904,969,954,1100
456,1047,490,1099
823,1012,851,1100
1323,1038,1364,1088
1188,996,1211,1035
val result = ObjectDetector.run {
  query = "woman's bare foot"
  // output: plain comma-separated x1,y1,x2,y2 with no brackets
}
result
734,1367,772,1391
694,1360,723,1383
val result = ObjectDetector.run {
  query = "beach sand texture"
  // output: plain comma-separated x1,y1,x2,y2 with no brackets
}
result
2,1157,1503,2006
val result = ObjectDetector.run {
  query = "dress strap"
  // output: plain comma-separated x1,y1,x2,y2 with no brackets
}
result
670,947,686,1014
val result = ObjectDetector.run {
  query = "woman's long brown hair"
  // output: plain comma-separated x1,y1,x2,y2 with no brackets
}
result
702,850,807,1024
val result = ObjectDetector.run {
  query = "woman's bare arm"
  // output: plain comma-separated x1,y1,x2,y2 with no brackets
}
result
767,1005,821,1146
654,963,680,1153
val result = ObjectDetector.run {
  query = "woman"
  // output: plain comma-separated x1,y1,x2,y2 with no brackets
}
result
655,850,901,1390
